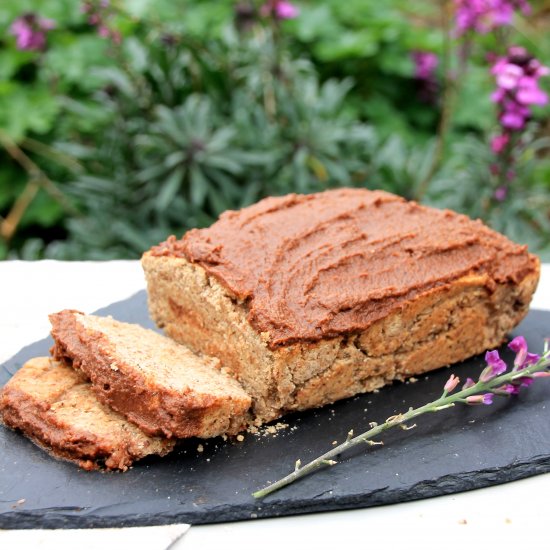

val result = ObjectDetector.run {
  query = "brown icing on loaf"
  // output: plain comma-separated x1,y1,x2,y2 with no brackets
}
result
150,189,538,348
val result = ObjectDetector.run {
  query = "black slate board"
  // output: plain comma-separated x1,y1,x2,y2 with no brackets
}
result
1,292,549,529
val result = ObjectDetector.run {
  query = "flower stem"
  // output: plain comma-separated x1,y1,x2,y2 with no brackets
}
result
415,0,455,199
253,349,550,499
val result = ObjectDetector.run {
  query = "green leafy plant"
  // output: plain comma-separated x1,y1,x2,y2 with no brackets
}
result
37,28,383,259
0,0,549,259
427,130,550,260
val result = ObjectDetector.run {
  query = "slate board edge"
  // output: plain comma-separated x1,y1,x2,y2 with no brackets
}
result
2,453,550,530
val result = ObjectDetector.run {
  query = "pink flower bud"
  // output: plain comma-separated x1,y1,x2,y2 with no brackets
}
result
444,374,460,393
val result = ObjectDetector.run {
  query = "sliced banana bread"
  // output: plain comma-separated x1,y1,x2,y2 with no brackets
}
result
0,357,174,471
142,188,540,425
49,310,252,438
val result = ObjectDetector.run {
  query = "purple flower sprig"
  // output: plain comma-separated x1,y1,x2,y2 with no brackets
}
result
491,47,549,132
253,336,550,498
488,46,549,200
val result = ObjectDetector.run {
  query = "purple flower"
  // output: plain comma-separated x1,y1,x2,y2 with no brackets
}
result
491,88,506,103
490,134,509,153
499,97,530,129
494,185,508,201
466,393,494,405
505,337,541,387
261,0,299,20
490,48,549,137
508,335,529,367
463,377,476,390
486,350,506,371
411,51,439,103
480,350,507,382
412,51,439,80
516,77,549,105
508,336,526,353
527,59,550,78
274,0,299,19
10,13,55,51
454,0,531,36
493,61,523,89
500,108,528,130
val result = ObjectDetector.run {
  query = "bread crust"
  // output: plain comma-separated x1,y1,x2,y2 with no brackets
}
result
0,357,174,470
49,310,251,438
142,252,540,424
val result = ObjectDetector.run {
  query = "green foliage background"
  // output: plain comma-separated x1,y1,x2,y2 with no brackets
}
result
0,0,549,260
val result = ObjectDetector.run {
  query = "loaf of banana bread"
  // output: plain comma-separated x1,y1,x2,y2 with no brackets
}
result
142,188,540,425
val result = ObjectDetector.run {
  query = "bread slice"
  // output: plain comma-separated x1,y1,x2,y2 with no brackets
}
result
0,357,174,470
49,310,252,438
142,188,540,425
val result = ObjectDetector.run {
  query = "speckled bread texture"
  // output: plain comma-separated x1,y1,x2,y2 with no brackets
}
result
0,357,174,470
142,252,539,425
49,310,252,438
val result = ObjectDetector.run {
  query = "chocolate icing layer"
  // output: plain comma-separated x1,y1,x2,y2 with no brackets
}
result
151,189,538,348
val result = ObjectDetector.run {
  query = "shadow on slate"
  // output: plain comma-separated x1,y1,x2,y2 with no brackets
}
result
1,291,550,529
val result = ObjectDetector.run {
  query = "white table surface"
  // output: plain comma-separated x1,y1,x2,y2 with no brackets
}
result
1,260,549,550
